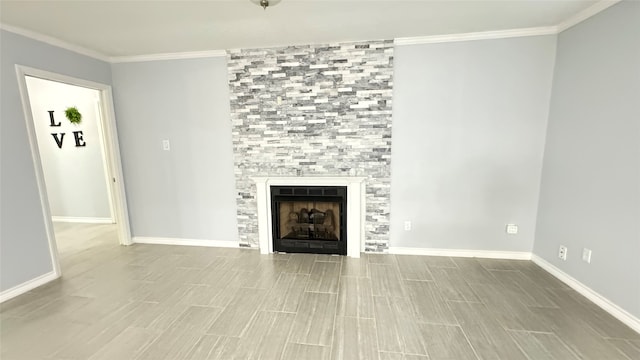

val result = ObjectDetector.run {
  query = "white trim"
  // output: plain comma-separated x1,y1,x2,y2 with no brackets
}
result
395,0,621,45
531,254,640,334
0,271,59,303
98,86,133,246
388,247,532,260
94,96,116,221
394,26,557,46
557,0,621,33
15,65,133,257
132,237,239,248
15,66,62,279
251,176,367,258
52,216,114,224
3,0,620,61
110,50,227,63
2,1,619,60
0,23,110,62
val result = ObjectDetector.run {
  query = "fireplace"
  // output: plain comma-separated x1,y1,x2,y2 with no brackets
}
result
271,186,347,255
251,176,365,258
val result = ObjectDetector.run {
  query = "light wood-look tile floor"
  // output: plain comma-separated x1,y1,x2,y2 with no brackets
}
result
1,223,639,359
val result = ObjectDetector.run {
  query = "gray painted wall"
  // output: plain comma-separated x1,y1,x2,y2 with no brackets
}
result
390,36,557,252
534,2,640,319
111,57,238,242
25,77,112,220
0,29,112,292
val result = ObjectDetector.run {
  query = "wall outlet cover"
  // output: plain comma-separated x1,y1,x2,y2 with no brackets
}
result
558,245,567,261
582,248,592,263
506,224,518,234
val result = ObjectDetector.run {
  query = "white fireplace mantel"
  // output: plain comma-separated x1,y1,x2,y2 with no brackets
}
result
251,176,366,258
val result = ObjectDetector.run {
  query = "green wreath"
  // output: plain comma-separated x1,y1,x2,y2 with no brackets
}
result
65,106,82,125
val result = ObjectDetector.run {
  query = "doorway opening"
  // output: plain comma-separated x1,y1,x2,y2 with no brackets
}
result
16,65,132,277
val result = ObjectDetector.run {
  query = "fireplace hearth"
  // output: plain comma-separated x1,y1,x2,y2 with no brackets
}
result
271,186,347,255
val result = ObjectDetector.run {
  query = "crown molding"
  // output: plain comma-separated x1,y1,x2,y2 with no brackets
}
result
109,50,227,63
557,0,621,32
394,26,558,46
0,23,225,64
2,0,622,60
0,23,110,62
395,0,622,46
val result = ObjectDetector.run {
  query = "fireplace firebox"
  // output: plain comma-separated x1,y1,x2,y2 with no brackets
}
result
271,186,347,255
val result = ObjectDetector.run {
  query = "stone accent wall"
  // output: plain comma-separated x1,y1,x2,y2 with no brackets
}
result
228,40,393,252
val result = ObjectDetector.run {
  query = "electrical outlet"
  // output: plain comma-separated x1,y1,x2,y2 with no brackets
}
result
558,245,567,261
162,139,171,151
404,221,412,231
506,224,518,234
582,248,592,263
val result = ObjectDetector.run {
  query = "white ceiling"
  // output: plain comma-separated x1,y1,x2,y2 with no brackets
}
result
1,0,601,58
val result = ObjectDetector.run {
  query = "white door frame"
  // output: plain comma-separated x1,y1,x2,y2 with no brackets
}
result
15,65,133,277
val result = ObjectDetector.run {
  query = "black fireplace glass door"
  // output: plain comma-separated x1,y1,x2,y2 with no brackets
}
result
277,201,341,241
271,186,347,255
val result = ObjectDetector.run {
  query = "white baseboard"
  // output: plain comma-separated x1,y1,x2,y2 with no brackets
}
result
388,247,532,260
0,271,59,303
132,236,239,248
52,216,114,224
531,254,640,334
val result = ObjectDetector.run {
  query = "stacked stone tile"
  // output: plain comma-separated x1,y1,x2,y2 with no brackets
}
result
227,40,393,252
